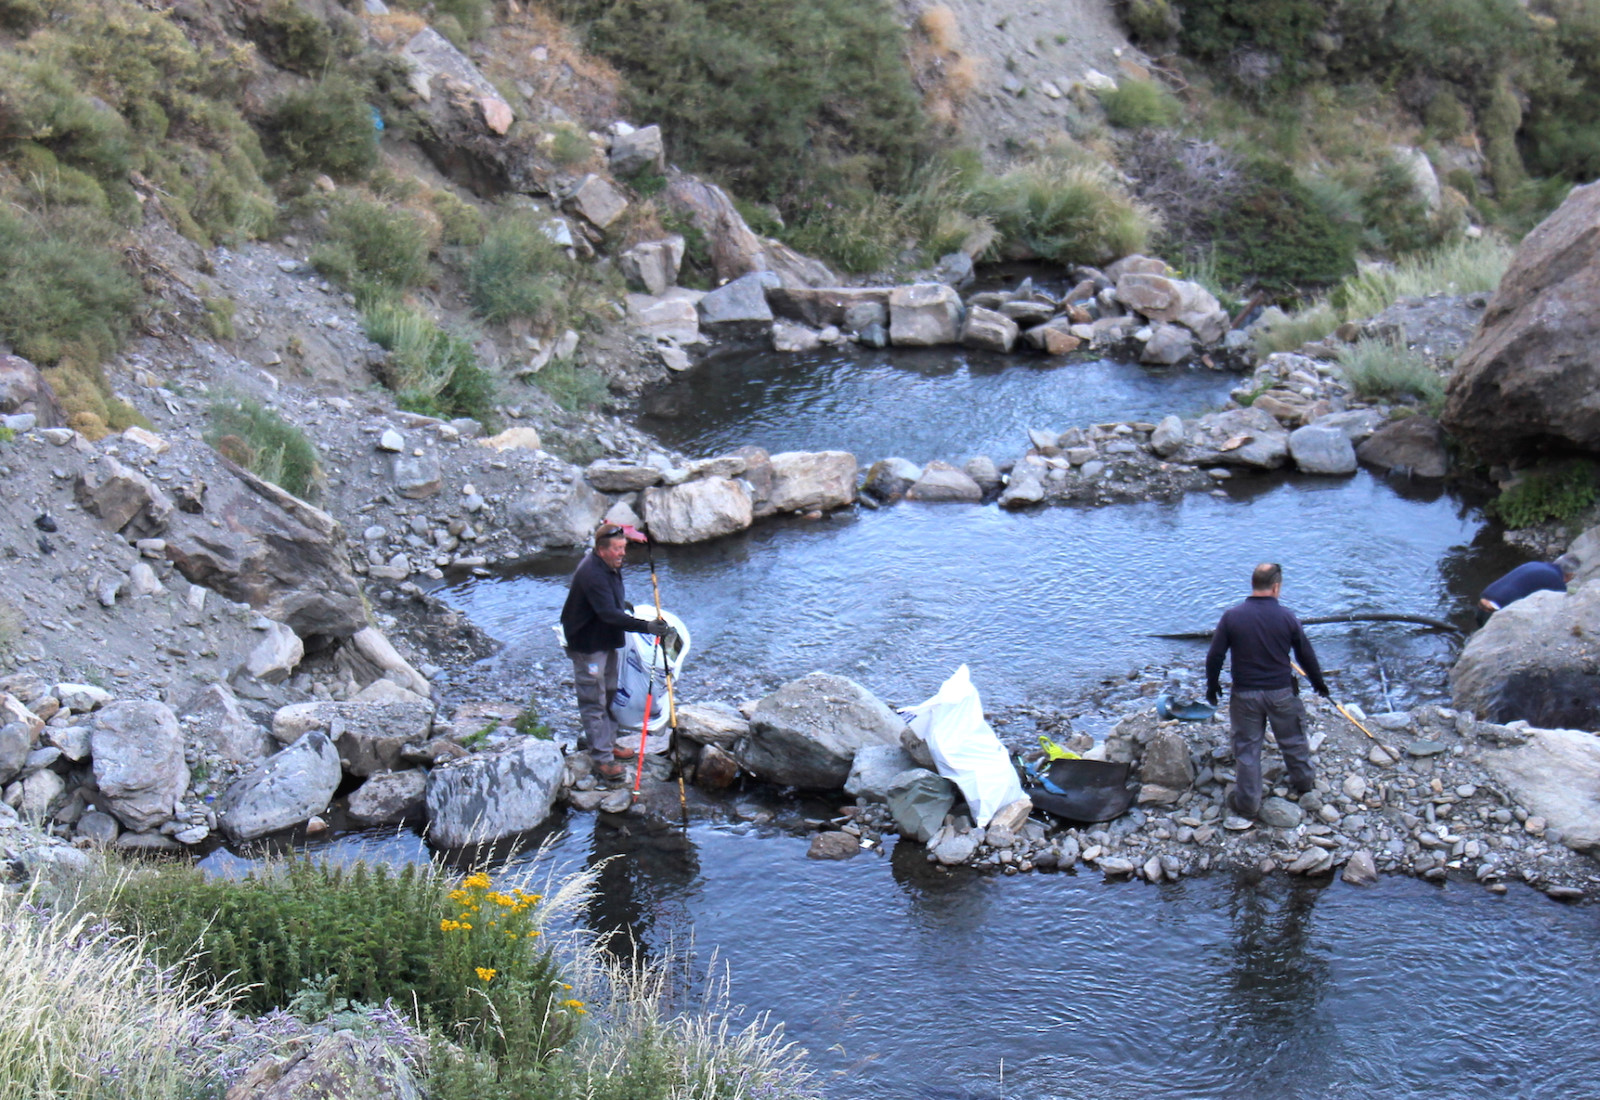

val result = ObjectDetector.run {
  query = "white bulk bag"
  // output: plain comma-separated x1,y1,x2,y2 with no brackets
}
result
610,605,690,738
901,665,1024,827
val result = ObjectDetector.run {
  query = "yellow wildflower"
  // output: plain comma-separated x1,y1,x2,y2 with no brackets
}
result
561,998,584,1009
476,967,497,983
464,872,491,889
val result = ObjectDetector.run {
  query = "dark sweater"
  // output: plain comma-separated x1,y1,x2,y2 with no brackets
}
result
1481,561,1567,609
560,551,654,653
1206,595,1328,697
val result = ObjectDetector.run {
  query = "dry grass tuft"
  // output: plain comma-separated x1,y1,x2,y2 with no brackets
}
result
919,4,961,51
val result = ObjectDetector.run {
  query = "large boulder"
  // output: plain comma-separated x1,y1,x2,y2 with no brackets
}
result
862,457,922,502
1288,424,1358,475
674,702,749,748
340,626,432,700
1182,407,1289,470
0,354,65,427
739,672,905,789
1356,416,1449,478
889,284,963,346
619,236,686,296
243,620,304,684
767,287,892,329
659,177,835,288
585,460,663,493
164,460,366,637
566,174,628,230
272,699,434,777
506,477,609,548
1451,586,1600,728
1483,725,1600,855
628,293,702,345
1140,324,1194,365
219,731,342,841
0,721,32,785
75,455,174,540
425,738,565,847
1150,414,1185,458
698,271,782,325
960,306,1019,353
1566,523,1600,588
609,124,664,176
1442,180,1600,462
765,451,856,513
905,460,983,502
641,477,753,543
1139,728,1196,789
346,769,428,827
179,683,273,764
844,743,920,802
90,701,189,832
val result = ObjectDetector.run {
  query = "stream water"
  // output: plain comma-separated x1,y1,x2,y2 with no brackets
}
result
293,348,1600,1095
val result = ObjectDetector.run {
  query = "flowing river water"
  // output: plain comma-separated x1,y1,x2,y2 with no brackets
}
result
244,349,1600,1096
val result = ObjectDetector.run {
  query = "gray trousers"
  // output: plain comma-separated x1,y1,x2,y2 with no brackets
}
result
1229,687,1315,818
570,648,620,762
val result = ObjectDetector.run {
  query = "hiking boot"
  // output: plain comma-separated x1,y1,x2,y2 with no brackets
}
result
596,760,626,781
613,745,639,760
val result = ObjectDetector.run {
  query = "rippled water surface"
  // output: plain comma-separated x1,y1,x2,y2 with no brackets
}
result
208,824,1600,1100
443,472,1517,713
638,346,1239,463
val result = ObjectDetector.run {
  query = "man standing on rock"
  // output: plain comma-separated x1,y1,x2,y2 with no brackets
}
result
1476,554,1577,625
1205,563,1330,822
561,522,668,780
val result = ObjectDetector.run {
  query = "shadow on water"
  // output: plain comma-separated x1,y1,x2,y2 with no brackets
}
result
638,345,1240,464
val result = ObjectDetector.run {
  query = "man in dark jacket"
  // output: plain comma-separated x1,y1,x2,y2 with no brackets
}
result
561,522,667,779
1205,562,1330,821
1477,555,1577,624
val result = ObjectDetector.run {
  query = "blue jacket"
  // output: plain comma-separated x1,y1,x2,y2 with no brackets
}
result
1481,561,1567,609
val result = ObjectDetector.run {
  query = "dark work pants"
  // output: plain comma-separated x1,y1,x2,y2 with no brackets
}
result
1228,687,1315,818
570,648,620,762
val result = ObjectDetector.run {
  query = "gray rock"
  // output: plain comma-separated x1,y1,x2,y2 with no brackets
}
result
1288,425,1358,475
844,743,919,802
378,429,404,452
931,831,978,865
75,455,173,540
674,702,748,748
53,683,112,713
390,450,442,500
1141,324,1195,365
586,460,663,493
609,124,664,176
1186,407,1289,470
998,464,1045,508
862,457,922,501
507,478,609,548
628,294,701,345
75,810,119,845
346,769,428,826
960,306,1019,353
18,769,64,822
43,724,90,763
244,620,304,684
1356,416,1449,478
1452,585,1600,728
424,738,565,847
0,353,65,426
1310,408,1385,444
1259,796,1304,829
905,460,983,502
933,252,975,289
889,283,963,346
641,477,753,543
1483,724,1600,855
90,701,189,832
766,451,856,513
771,320,822,353
964,456,1001,492
0,722,29,785
1342,849,1379,884
887,768,956,843
227,1029,424,1100
566,173,628,229
219,731,341,841
698,271,782,325
740,672,905,788
857,321,888,348
807,831,861,860
1150,415,1185,458
1140,728,1195,789
272,699,434,777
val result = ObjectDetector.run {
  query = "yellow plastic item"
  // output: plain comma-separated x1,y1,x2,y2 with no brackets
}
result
1038,734,1080,761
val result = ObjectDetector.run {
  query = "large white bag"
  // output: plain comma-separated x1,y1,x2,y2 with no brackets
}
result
609,605,690,738
901,665,1024,827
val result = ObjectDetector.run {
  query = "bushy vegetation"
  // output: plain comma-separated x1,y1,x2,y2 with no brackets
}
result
266,75,381,181
970,157,1155,266
534,359,609,411
1491,462,1600,529
313,196,432,294
1099,79,1182,129
469,210,574,326
1210,160,1356,292
1336,336,1444,410
0,208,139,365
552,0,930,214
363,299,498,424
205,396,323,501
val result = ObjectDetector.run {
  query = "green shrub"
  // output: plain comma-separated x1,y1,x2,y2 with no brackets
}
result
1098,79,1182,129
205,396,323,500
363,299,497,423
1120,0,1180,44
0,209,139,365
431,189,486,247
1176,0,1326,95
1491,462,1599,528
546,123,595,168
1211,160,1356,291
0,0,45,33
969,158,1154,265
553,0,930,213
1336,336,1444,410
202,296,237,340
535,359,609,411
254,0,335,73
313,198,431,293
266,76,379,180
1424,89,1471,140
113,861,575,1063
1358,156,1448,256
1250,300,1339,356
787,195,903,275
469,210,572,325
1334,234,1513,319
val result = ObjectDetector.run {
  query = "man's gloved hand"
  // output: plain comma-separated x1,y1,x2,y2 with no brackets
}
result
1206,685,1220,708
646,618,670,637
1314,681,1332,698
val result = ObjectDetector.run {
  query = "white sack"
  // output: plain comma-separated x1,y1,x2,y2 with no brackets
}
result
610,605,691,737
901,665,1024,827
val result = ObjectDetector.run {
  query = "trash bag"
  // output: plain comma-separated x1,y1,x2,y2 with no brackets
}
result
610,605,690,736
901,665,1025,827
1155,693,1216,722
